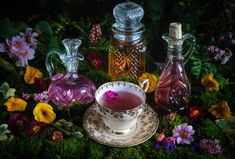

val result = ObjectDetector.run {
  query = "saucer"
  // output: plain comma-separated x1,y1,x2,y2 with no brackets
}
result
83,103,159,147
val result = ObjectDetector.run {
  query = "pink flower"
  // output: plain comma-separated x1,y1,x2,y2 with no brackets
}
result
52,130,63,142
27,120,46,136
166,113,176,121
189,106,204,121
156,132,165,142
20,28,38,49
103,90,119,101
87,53,102,69
172,123,195,145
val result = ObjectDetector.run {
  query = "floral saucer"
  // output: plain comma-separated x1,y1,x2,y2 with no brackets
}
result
83,103,159,147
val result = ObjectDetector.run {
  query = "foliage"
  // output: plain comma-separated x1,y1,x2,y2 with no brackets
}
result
0,0,235,159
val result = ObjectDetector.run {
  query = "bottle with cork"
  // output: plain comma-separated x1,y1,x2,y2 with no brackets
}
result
154,22,196,115
108,1,147,80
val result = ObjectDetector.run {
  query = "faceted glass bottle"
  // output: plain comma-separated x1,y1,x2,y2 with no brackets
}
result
154,23,195,115
45,39,96,107
108,2,147,80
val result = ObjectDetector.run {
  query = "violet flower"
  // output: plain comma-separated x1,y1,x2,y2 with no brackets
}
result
163,137,176,151
0,28,37,67
34,91,50,103
208,45,232,64
199,139,223,155
27,120,46,136
172,123,195,145
155,137,177,151
20,28,38,49
7,113,28,135
22,92,33,100
16,46,35,67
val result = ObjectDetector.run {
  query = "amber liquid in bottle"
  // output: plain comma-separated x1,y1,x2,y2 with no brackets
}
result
108,37,146,80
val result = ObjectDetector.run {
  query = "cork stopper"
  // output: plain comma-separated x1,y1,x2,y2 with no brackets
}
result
169,22,182,39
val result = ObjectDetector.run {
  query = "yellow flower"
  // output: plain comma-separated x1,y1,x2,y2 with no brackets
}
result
4,97,27,111
209,101,232,120
138,72,158,93
201,73,219,92
24,66,43,84
33,103,56,124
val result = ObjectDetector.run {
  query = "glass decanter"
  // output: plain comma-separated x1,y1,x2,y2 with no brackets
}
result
45,38,96,107
154,22,195,115
108,2,147,80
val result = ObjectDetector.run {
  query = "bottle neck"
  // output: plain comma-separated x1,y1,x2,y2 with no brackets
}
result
112,24,144,41
65,58,79,76
167,44,183,59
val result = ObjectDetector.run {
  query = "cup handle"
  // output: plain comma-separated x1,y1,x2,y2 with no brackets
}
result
45,50,62,77
139,79,150,93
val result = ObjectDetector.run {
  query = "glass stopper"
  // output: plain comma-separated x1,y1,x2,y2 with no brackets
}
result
113,2,144,30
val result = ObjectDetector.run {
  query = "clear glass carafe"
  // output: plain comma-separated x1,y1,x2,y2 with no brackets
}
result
154,23,195,115
45,38,96,107
108,2,147,80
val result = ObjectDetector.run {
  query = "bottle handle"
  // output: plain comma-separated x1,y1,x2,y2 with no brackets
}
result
139,79,150,93
183,33,196,64
45,50,62,77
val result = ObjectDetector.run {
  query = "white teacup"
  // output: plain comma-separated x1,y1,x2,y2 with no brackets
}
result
95,81,148,135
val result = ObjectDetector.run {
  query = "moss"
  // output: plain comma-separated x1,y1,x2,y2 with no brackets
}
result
41,136,85,159
195,119,227,143
86,142,105,159
106,147,145,159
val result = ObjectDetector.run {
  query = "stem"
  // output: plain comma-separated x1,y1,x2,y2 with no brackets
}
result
67,107,71,121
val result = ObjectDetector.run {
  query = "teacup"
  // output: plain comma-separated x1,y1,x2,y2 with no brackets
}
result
95,81,148,135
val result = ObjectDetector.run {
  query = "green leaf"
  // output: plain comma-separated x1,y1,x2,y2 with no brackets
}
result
5,88,16,99
35,21,53,36
0,18,27,39
0,82,9,94
0,82,15,99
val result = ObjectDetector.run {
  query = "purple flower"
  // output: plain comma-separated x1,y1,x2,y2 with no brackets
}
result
27,120,46,136
0,28,37,67
199,139,223,155
220,32,235,46
34,91,50,103
20,28,38,49
7,113,28,135
172,123,195,145
163,137,176,151
208,45,232,64
9,36,28,53
15,46,35,67
155,137,177,151
103,90,119,101
22,92,33,100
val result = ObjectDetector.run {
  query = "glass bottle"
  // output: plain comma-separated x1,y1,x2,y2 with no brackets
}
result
108,2,147,80
154,22,195,115
45,38,96,107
